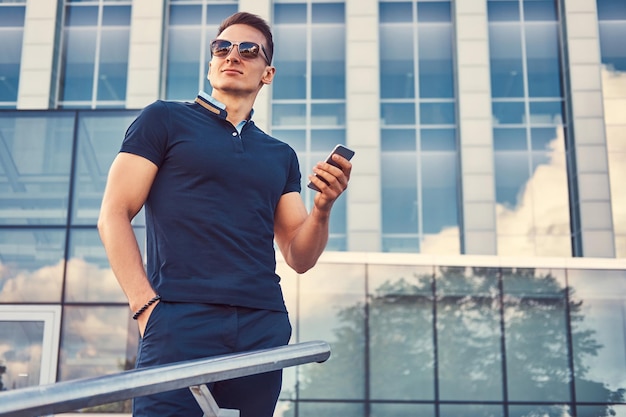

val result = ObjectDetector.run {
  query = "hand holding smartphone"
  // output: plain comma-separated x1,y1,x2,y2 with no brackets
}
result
307,144,355,192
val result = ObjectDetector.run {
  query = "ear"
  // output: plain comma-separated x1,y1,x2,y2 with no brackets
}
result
261,66,276,85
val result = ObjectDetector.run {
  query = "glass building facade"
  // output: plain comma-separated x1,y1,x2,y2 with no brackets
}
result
0,0,625,416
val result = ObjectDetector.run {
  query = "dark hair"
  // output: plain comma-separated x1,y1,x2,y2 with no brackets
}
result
217,12,274,64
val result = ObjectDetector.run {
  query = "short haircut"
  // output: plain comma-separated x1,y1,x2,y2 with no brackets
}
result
217,12,274,64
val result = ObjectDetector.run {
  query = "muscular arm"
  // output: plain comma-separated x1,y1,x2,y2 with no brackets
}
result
97,152,158,332
274,154,352,273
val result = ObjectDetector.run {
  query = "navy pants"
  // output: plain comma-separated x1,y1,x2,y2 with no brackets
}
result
133,301,292,417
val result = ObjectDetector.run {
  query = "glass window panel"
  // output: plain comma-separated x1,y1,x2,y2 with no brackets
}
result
488,0,520,22
169,4,202,25
598,24,626,70
417,1,451,22
274,3,307,24
311,129,345,151
311,25,345,99
421,153,459,234
298,402,364,417
381,102,416,125
382,236,420,253
529,101,563,124
489,24,524,98
65,228,141,303
65,5,98,26
297,263,366,399
311,103,344,126
418,24,454,98
509,405,572,417
312,2,344,23
441,404,504,417
523,0,557,21
0,113,75,225
58,306,136,412
328,196,347,251
597,0,626,20
420,102,455,125
525,22,562,97
382,152,418,233
503,268,571,402
205,4,237,25
273,26,306,99
494,151,530,206
0,11,24,104
380,24,415,99
72,113,139,225
273,129,305,152
0,5,24,26
436,267,502,401
371,404,434,417
568,269,626,403
0,319,43,390
0,229,65,303
60,27,97,102
421,128,456,151
380,2,413,23
577,405,626,417
272,103,306,126
530,127,560,150
101,5,131,25
97,27,129,102
165,27,202,100
494,128,528,150
382,128,417,151
493,101,526,124
369,265,435,400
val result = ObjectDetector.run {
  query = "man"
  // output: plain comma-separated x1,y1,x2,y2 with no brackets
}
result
97,11,351,417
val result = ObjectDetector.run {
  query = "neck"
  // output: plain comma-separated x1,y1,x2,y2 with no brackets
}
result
211,90,257,126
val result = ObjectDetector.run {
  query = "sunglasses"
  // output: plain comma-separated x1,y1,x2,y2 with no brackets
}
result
210,39,271,65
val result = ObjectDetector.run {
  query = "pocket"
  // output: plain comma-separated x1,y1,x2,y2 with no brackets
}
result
142,299,165,339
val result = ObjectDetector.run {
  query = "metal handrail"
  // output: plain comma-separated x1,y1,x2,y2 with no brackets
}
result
0,340,331,417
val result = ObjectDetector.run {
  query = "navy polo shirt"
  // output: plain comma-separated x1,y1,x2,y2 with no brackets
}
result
120,94,301,312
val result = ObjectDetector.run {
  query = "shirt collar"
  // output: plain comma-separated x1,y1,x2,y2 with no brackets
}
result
197,91,253,134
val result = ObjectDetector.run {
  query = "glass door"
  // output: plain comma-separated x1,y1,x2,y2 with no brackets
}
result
0,305,61,391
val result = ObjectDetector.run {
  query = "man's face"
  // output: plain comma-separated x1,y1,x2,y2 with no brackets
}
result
207,24,274,98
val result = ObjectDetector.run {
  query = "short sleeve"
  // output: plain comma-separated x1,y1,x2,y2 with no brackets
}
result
120,100,169,167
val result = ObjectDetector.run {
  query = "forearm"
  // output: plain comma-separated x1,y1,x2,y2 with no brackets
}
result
283,206,330,274
98,213,155,311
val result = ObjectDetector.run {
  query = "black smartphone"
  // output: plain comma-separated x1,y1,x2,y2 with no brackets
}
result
307,144,355,192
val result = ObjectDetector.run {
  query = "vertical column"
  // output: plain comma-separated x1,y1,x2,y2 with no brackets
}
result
454,0,497,254
239,0,272,132
563,0,615,257
17,0,59,109
125,0,165,109
345,0,382,252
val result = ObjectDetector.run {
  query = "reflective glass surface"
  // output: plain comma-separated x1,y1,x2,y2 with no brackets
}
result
598,0,626,257
59,3,131,108
437,267,503,401
71,112,140,225
58,305,136,412
272,2,348,249
0,113,75,225
488,0,570,257
568,269,626,403
503,268,571,401
380,1,459,254
0,229,65,302
0,5,25,108
369,265,435,400
297,263,366,400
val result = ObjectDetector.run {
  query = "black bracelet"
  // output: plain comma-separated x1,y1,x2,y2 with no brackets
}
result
132,295,161,320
